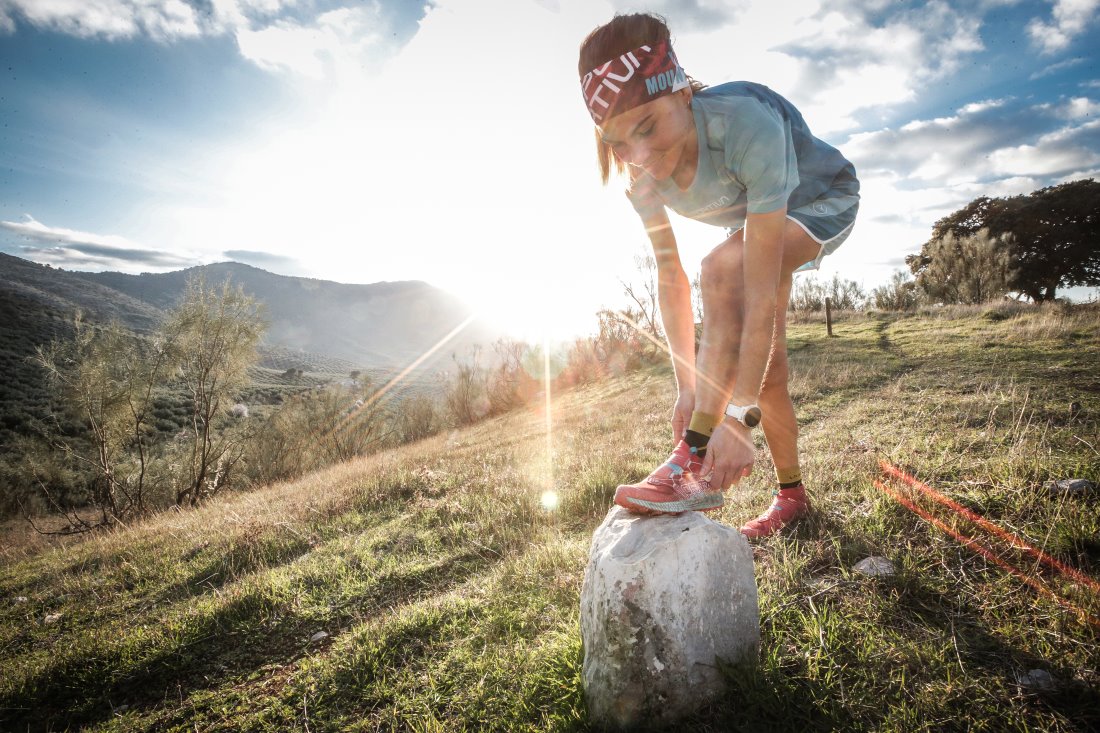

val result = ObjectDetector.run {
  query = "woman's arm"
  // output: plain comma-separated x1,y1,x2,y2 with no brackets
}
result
632,203,697,439
646,214,696,394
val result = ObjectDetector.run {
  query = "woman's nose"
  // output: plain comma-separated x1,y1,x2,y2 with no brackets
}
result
622,142,650,167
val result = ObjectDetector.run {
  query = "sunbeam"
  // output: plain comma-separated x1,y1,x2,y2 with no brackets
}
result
328,312,480,445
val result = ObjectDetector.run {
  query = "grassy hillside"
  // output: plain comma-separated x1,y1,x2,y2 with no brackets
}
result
2,304,1098,731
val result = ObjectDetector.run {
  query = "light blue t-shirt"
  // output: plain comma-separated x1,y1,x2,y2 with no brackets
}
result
645,82,856,229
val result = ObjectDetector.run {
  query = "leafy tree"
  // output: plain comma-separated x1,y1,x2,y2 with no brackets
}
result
165,276,265,507
909,179,1100,301
33,316,176,530
914,229,1017,304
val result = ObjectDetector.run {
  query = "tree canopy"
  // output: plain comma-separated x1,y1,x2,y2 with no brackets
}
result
907,179,1100,302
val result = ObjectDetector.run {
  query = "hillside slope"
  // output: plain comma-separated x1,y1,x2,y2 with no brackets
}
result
2,304,1098,731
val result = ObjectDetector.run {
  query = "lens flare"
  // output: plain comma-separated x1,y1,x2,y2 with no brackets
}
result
540,490,560,511
876,462,1100,631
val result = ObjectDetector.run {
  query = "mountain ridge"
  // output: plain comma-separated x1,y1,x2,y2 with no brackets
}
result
1,253,502,368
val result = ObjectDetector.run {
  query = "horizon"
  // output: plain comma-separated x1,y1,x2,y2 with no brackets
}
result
2,0,1099,338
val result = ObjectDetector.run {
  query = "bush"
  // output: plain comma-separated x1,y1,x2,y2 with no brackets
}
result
444,350,490,426
871,270,922,311
789,274,866,312
397,393,440,444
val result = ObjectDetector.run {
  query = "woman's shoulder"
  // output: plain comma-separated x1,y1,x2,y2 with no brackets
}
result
695,82,789,148
696,81,793,116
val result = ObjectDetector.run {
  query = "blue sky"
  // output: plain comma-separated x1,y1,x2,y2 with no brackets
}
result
0,0,1098,336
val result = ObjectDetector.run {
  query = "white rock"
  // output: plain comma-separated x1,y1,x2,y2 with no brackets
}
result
1016,668,1056,691
1044,478,1095,495
13,596,28,604
852,556,895,577
43,612,62,624
310,631,329,643
580,506,759,728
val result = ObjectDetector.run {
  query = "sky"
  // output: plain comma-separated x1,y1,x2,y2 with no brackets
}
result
1,0,1098,340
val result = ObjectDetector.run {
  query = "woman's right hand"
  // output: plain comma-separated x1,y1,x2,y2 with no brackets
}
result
625,169,665,222
671,389,695,442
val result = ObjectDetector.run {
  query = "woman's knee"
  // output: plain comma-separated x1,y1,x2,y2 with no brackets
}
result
700,238,743,293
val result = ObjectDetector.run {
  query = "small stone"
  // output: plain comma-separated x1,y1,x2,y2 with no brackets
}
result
1016,668,1056,691
115,704,130,713
852,556,895,577
1044,478,1095,495
310,631,329,643
13,596,28,604
43,612,62,624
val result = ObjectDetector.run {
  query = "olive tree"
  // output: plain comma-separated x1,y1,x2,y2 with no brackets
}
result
166,276,265,507
33,316,176,530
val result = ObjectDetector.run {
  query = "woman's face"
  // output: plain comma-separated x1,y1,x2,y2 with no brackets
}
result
598,88,695,182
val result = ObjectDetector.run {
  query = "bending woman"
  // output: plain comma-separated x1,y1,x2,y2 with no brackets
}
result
578,13,859,538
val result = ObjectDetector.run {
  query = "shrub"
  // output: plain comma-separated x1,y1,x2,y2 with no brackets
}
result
789,273,866,312
871,270,922,311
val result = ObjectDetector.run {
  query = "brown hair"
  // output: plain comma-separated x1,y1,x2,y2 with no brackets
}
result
578,13,705,184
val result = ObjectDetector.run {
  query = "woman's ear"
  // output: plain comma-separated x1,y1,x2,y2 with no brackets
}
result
679,86,693,106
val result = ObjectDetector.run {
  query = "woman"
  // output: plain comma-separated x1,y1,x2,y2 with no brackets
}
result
579,13,859,538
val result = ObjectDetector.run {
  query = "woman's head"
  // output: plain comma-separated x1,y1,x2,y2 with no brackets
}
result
578,13,703,183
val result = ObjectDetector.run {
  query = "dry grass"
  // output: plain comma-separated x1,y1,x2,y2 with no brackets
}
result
2,305,1099,732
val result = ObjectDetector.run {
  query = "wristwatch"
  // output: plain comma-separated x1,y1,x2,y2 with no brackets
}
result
725,403,762,428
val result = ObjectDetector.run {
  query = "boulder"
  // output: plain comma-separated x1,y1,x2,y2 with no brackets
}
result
580,506,759,728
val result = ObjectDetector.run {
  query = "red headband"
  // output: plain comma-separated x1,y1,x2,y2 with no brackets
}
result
581,40,688,124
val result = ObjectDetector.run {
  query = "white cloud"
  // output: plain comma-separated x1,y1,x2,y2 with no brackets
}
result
0,0,206,40
0,215,201,270
1029,55,1086,79
1028,0,1100,54
235,3,389,80
770,0,985,133
824,97,1100,287
1059,96,1100,118
988,119,1100,176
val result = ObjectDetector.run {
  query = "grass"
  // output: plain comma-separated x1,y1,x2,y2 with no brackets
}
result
2,304,1099,731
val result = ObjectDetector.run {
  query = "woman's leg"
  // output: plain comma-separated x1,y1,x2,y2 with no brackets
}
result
738,221,821,537
693,229,746,417
758,222,819,473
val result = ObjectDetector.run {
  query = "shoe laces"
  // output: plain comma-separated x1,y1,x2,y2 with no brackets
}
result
647,446,703,488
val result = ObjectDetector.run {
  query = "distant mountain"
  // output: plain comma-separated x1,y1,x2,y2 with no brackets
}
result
0,254,504,444
0,252,164,333
1,255,503,369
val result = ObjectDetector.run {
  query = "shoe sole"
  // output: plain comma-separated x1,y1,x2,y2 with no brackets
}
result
622,492,725,514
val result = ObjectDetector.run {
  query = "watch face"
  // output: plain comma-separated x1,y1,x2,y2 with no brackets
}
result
744,406,762,428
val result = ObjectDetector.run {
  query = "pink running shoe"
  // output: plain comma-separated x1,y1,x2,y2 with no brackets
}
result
739,486,810,539
614,441,724,515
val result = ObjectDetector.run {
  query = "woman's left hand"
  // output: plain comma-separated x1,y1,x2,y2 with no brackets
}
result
700,419,755,490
